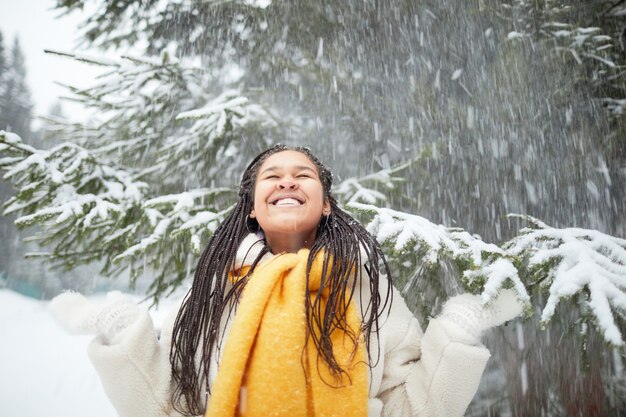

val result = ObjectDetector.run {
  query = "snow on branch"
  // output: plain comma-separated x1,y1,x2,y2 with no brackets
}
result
0,131,238,301
334,179,388,204
44,49,120,67
108,188,234,300
114,188,234,261
0,131,146,229
0,130,160,279
507,0,624,119
168,88,278,156
4,48,280,300
335,148,432,205
45,50,278,186
601,98,626,116
350,201,626,345
42,50,199,163
505,214,626,346
347,202,530,304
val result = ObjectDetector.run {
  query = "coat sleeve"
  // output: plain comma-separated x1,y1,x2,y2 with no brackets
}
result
377,287,491,417
87,305,185,417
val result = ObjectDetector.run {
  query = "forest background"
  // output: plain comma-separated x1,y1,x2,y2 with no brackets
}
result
1,1,626,416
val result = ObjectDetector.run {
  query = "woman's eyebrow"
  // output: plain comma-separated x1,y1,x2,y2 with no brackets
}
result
260,165,317,174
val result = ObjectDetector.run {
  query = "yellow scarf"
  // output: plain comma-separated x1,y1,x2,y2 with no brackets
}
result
205,249,368,417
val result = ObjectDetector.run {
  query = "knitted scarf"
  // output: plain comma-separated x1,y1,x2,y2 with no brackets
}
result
205,249,368,417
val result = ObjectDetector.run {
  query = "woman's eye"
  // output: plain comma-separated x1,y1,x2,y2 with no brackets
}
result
297,174,311,178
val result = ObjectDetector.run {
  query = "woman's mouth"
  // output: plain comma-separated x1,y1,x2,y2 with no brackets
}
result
272,197,303,206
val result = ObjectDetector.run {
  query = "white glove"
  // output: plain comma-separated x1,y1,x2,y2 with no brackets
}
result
438,288,524,340
48,291,140,343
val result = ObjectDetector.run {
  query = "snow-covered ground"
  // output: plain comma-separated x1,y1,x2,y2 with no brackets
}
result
0,289,117,417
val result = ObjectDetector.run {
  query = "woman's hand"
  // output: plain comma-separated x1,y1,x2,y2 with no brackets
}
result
48,291,140,343
438,289,525,341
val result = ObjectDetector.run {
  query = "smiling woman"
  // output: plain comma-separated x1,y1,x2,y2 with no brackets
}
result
251,150,331,253
48,144,524,417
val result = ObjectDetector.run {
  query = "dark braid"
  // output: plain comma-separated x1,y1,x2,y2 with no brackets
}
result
169,144,393,415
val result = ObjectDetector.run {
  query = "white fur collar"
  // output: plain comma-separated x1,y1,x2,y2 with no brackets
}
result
234,233,272,271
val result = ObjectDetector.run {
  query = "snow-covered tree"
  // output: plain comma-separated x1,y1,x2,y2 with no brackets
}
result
506,0,626,115
504,0,626,232
0,36,32,138
0,48,279,300
0,32,43,297
44,0,626,238
0,31,6,87
348,203,626,343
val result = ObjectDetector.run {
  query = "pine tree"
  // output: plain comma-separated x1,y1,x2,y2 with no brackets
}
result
0,30,6,81
0,30,7,129
0,32,38,296
0,36,32,138
0,30,12,285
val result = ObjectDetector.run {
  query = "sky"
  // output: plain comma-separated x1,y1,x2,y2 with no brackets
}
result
0,0,103,124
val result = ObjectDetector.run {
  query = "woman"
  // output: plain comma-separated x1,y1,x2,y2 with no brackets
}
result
50,144,523,417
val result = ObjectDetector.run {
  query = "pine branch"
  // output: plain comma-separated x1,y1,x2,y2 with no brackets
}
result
350,201,626,346
334,146,433,205
0,130,232,298
347,202,530,304
505,213,626,346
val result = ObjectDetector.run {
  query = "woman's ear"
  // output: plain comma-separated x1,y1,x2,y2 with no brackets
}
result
249,210,256,219
322,199,331,216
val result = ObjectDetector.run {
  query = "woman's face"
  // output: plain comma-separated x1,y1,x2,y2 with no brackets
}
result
251,150,330,253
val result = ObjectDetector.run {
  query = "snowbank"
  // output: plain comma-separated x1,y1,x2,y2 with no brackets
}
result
0,289,116,417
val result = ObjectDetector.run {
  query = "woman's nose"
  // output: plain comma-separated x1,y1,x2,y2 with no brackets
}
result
277,178,298,189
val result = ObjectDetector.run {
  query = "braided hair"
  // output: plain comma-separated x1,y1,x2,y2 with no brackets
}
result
169,144,393,415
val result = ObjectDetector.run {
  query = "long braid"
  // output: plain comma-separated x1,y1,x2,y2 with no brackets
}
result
169,144,393,414
308,198,392,383
170,199,252,414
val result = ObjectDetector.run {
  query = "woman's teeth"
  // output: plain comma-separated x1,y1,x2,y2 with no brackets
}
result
275,198,301,206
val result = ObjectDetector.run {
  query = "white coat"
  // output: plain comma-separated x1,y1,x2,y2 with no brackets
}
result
88,234,491,417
